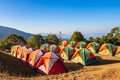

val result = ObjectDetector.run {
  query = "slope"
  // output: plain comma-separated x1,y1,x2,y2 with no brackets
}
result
0,52,38,77
0,26,33,40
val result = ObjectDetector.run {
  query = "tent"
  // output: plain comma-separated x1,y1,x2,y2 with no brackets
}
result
16,46,27,59
86,42,100,53
40,43,50,52
61,40,69,47
98,43,116,56
69,41,76,47
11,45,21,56
59,46,76,60
114,46,120,57
20,48,34,62
75,41,86,49
71,48,96,65
34,52,67,75
49,44,61,53
26,49,44,68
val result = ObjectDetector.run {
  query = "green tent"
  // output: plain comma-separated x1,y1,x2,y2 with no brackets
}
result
71,48,96,65
49,44,57,52
69,41,76,47
75,41,86,49
40,43,49,51
49,44,61,53
60,46,75,60
98,43,116,56
86,42,99,53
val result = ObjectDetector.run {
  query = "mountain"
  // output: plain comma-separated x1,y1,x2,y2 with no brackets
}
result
0,26,34,40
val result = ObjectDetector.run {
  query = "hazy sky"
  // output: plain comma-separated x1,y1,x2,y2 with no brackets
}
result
0,0,120,37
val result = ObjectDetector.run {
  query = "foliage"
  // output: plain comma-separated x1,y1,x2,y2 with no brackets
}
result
106,27,120,45
27,34,43,48
70,31,84,42
0,34,26,51
86,27,120,45
45,34,59,45
86,37,94,43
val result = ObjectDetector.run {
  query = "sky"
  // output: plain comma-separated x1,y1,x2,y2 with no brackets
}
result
0,0,120,38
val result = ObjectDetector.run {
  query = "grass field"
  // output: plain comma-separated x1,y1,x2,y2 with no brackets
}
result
1,52,120,80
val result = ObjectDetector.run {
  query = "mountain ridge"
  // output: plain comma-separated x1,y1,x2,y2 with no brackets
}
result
0,26,34,40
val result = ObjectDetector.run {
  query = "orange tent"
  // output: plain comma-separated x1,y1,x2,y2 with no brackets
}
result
86,42,100,53
114,46,120,57
59,46,76,60
11,45,21,57
26,49,44,68
98,43,116,56
61,40,69,47
71,48,96,65
75,41,87,49
20,48,34,62
16,46,27,59
34,52,67,74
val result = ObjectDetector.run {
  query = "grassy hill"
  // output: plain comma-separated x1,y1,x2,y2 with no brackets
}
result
0,26,33,40
1,52,120,80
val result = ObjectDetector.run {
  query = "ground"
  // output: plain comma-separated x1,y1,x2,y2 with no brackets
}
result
1,52,120,80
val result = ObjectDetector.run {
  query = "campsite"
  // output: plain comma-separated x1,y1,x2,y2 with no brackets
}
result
1,0,120,80
1,39,120,80
1,26,120,80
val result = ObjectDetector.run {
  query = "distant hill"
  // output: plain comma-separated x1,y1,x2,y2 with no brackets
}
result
40,33,71,40
0,26,34,40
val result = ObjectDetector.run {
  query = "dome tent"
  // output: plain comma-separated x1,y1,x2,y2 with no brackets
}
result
16,46,27,59
71,48,96,65
49,44,61,53
59,46,76,60
40,43,50,52
98,43,116,56
69,41,76,47
26,49,44,68
20,48,34,62
11,45,21,57
61,40,69,47
113,46,120,57
86,42,100,53
75,41,87,49
34,52,67,75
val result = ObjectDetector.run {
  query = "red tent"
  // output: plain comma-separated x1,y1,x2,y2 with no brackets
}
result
34,52,67,74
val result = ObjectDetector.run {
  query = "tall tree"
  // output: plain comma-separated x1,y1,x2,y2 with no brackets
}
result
27,34,43,48
45,34,59,44
0,34,26,51
70,31,84,42
106,27,120,45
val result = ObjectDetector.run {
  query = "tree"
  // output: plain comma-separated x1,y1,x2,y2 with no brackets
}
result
27,34,43,48
70,31,84,42
45,34,59,45
0,34,26,51
106,27,120,45
0,39,5,51
87,37,94,43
